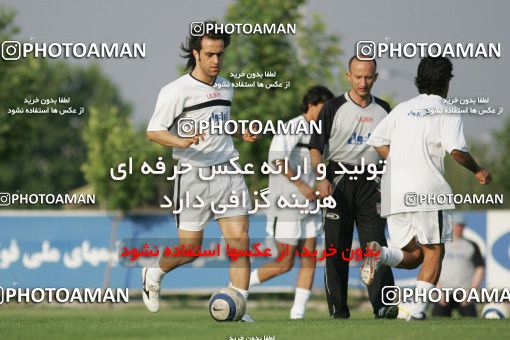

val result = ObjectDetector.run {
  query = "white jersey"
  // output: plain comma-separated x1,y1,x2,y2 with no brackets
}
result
367,94,468,216
147,74,238,167
267,115,317,219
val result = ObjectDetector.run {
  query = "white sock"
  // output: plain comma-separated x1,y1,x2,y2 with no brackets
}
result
232,286,249,301
381,246,404,267
290,288,311,318
147,267,165,283
412,280,434,317
249,269,261,287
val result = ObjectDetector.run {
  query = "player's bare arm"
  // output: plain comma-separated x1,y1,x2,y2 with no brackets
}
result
310,148,332,197
273,159,316,201
233,128,259,143
147,130,205,149
373,145,390,160
450,149,492,185
471,266,485,289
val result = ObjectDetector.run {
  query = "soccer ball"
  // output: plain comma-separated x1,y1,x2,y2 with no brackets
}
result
209,287,246,322
481,303,509,319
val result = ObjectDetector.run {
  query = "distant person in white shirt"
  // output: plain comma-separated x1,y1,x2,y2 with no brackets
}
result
360,56,492,320
432,212,485,317
248,85,334,320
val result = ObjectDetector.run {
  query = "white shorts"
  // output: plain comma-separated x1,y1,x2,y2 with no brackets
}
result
174,162,252,231
387,210,453,249
266,213,323,246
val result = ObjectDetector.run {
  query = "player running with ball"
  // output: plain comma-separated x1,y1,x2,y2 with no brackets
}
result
143,21,257,321
361,56,492,320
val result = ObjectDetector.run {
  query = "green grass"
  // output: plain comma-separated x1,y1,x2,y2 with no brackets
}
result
0,305,509,340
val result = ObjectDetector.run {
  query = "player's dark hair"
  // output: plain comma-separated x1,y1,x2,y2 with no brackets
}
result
415,56,453,95
348,55,377,72
300,85,335,113
181,20,231,71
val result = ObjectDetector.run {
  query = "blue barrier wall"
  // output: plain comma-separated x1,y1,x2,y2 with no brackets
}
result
0,211,508,290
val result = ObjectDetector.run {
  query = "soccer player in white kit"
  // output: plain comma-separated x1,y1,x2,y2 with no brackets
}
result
142,21,257,321
361,57,492,320
248,86,334,319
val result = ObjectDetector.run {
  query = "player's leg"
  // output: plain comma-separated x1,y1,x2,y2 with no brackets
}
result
217,215,250,297
380,237,424,269
431,298,454,317
417,243,444,284
397,239,423,268
212,166,255,321
361,213,423,286
142,229,204,312
142,168,210,313
290,236,317,319
457,301,478,317
354,179,396,318
250,241,297,284
295,237,317,289
249,217,298,286
324,181,355,319
409,210,451,320
160,229,205,271
410,242,444,319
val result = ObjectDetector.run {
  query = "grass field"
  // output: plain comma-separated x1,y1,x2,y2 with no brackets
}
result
1,304,509,340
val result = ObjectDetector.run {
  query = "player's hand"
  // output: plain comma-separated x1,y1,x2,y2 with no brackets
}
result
475,168,492,185
179,133,205,148
297,182,317,201
242,131,258,143
317,179,332,198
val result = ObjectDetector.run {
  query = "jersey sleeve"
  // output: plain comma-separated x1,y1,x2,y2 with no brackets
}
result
367,110,396,147
308,100,336,154
147,87,184,131
470,241,485,268
440,112,468,153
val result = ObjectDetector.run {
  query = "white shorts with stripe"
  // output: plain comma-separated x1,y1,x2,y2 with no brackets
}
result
265,213,323,246
387,210,453,249
173,161,251,231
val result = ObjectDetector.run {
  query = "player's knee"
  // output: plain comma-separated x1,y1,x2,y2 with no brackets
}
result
279,263,294,274
299,257,317,269
277,258,295,274
408,259,422,269
413,249,424,267
180,255,199,265
226,233,250,249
